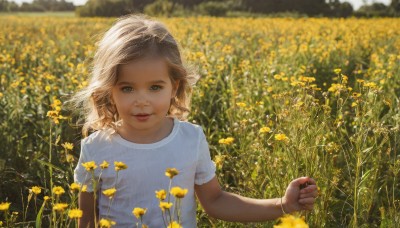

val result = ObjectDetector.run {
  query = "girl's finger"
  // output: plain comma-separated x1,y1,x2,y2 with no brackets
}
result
307,178,317,185
300,185,317,194
300,191,318,199
291,177,310,188
299,197,315,204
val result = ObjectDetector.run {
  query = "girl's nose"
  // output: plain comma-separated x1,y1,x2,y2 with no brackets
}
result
133,92,149,106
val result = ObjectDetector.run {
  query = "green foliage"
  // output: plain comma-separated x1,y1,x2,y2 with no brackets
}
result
76,0,132,17
18,0,75,12
0,0,18,12
355,3,393,17
144,0,184,17
326,1,353,18
19,2,46,11
196,1,229,17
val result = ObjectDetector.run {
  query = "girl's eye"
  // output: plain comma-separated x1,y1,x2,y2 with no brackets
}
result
121,87,133,93
150,85,163,91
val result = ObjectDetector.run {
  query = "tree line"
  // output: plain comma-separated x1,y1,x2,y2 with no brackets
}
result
1,0,400,17
1,0,74,12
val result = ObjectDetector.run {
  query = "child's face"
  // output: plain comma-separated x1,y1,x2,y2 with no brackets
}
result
112,57,177,134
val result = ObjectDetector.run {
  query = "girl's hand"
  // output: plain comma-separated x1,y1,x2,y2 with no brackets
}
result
281,177,318,213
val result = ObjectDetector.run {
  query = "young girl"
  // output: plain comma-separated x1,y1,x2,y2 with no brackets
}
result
73,14,318,228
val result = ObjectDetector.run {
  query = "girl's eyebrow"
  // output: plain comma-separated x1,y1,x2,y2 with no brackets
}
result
116,80,167,85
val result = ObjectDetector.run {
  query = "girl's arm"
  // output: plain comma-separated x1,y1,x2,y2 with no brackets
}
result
195,176,317,222
78,192,98,228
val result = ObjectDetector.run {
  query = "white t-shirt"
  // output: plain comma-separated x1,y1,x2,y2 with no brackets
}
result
74,118,216,228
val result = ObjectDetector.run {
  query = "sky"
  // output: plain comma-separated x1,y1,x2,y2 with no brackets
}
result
12,0,392,9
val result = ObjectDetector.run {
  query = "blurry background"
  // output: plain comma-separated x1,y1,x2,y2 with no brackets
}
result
1,0,399,17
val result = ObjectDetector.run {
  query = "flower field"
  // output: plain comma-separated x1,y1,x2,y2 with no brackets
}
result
0,15,399,227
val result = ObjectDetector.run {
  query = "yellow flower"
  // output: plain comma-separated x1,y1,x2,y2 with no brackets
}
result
53,203,68,211
236,102,247,108
159,202,173,211
45,85,51,92
0,202,11,211
114,161,127,171
170,187,188,198
68,209,83,219
167,221,182,228
99,218,116,228
46,110,59,118
82,161,97,171
333,68,341,74
274,134,289,142
61,142,73,150
273,214,309,228
30,186,41,195
299,76,316,83
102,188,117,198
364,82,377,88
155,189,167,200
53,98,62,106
52,186,65,195
66,154,74,163
165,168,179,179
100,160,109,169
81,185,88,192
46,109,66,124
259,127,271,133
214,155,225,170
70,183,81,192
132,207,147,219
44,196,50,201
0,221,2,226
218,137,234,145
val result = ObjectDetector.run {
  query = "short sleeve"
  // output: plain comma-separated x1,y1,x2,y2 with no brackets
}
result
194,131,216,185
73,141,95,192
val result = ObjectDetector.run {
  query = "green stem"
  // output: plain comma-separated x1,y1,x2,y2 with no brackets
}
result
106,197,113,217
91,170,98,227
353,154,360,228
161,209,168,228
167,179,172,223
24,193,31,223
177,199,181,225
49,126,56,228
172,197,177,222
115,171,119,188
34,196,38,215
4,210,9,227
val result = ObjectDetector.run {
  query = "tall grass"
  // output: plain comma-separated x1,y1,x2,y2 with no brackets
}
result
0,16,399,227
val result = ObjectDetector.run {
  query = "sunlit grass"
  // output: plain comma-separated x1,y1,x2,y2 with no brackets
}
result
0,16,399,227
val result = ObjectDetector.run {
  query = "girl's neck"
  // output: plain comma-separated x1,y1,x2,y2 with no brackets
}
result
116,117,174,144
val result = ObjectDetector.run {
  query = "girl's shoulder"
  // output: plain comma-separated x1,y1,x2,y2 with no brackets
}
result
81,128,116,146
176,119,206,139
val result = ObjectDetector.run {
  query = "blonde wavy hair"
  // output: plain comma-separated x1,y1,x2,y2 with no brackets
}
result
72,14,198,137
